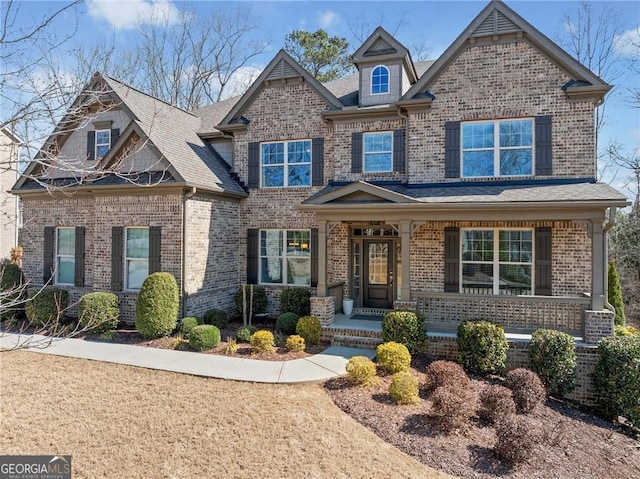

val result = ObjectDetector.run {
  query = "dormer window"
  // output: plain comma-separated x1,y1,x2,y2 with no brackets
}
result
371,65,389,95
95,129,111,160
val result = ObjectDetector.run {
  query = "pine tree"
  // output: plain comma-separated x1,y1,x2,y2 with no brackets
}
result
608,261,626,326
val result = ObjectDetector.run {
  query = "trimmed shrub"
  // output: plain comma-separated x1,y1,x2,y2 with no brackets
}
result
594,335,640,426
180,316,201,336
250,330,275,353
25,288,70,327
203,309,228,329
494,415,541,464
423,360,470,394
285,334,306,352
457,320,507,375
505,368,546,414
615,325,639,337
376,341,411,374
222,338,239,355
234,285,268,315
276,312,300,335
389,371,420,405
345,356,378,387
279,288,311,316
235,325,257,342
1,262,26,321
296,316,321,345
478,385,516,425
430,385,476,433
529,329,576,396
188,324,220,351
78,292,119,334
382,310,426,354
608,261,626,327
135,272,179,339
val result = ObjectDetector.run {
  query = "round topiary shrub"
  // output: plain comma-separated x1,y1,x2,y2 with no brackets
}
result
203,309,228,329
1,262,26,321
345,356,378,387
382,310,426,354
279,288,311,316
235,325,257,342
478,384,516,425
389,371,420,405
276,312,300,335
457,320,508,375
430,384,476,433
188,324,220,351
494,414,541,464
78,292,120,334
234,285,268,316
505,368,546,414
296,316,321,346
529,328,576,397
285,334,305,352
594,335,640,427
250,330,275,353
423,360,470,394
376,341,412,374
135,272,179,339
25,288,70,327
180,316,201,336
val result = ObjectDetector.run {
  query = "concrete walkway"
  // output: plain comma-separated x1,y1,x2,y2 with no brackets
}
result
0,332,375,384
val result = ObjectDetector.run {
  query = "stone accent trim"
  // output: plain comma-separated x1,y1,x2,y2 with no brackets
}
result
311,296,335,326
584,309,614,344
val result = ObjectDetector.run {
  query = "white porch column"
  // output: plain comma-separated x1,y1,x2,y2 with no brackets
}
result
317,219,327,296
591,221,605,310
400,219,412,301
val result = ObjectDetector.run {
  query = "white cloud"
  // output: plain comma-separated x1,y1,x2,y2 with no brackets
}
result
614,27,640,57
317,10,340,29
216,65,263,101
86,0,182,30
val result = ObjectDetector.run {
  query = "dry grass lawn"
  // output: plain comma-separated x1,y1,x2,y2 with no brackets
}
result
0,351,450,479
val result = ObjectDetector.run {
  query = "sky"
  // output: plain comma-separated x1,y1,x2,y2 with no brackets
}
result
4,0,640,196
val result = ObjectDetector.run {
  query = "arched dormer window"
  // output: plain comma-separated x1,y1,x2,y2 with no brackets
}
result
371,65,389,95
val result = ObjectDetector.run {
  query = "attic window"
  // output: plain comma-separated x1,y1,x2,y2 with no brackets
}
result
371,65,389,95
95,129,111,160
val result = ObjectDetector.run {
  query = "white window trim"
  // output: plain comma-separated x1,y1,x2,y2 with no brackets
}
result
55,227,75,286
363,131,393,173
95,128,111,160
259,229,311,286
460,227,535,295
370,65,390,95
125,226,149,291
260,139,312,188
460,118,535,178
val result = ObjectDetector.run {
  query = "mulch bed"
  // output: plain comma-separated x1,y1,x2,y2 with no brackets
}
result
324,354,640,479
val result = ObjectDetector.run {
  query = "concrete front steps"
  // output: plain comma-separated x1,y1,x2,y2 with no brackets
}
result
322,312,386,350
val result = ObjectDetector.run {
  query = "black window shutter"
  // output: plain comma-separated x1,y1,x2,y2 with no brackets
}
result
248,142,260,188
43,227,55,284
535,227,552,295
444,227,460,292
393,129,406,173
74,227,85,287
351,132,363,173
444,121,461,178
310,228,318,287
110,128,120,148
312,137,324,186
247,229,259,284
111,227,123,291
87,131,95,161
535,116,552,176
149,226,161,274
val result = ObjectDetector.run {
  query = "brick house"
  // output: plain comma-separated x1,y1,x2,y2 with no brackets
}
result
12,0,628,343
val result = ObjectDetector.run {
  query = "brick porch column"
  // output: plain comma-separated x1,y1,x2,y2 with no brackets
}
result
311,295,335,326
584,309,614,344
400,219,411,301
316,219,327,296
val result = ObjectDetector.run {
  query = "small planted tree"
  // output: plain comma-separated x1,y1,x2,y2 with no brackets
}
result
135,272,179,339
608,261,626,327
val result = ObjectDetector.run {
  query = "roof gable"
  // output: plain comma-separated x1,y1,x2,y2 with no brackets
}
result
352,27,417,83
302,181,418,206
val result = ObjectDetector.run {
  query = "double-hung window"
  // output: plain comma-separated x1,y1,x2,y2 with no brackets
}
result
126,227,149,290
261,140,311,187
363,132,393,172
462,119,533,177
95,129,111,160
371,65,389,94
260,230,311,285
56,227,75,285
461,229,533,295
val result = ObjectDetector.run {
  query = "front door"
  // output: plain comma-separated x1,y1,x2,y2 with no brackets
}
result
363,240,394,309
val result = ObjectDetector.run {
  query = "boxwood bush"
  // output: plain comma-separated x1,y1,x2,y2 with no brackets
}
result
234,285,268,316
250,330,275,353
235,325,257,342
180,316,201,336
376,341,411,374
203,309,228,329
276,312,299,335
1,262,26,321
279,288,311,316
25,288,69,327
529,328,576,396
345,356,378,387
296,316,321,346
593,335,640,427
457,320,508,375
188,324,220,351
135,272,179,339
389,371,420,405
78,292,120,334
382,310,426,354
285,334,305,352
